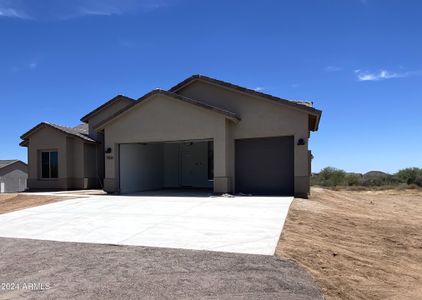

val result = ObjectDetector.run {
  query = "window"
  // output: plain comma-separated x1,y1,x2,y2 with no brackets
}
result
41,151,58,178
208,141,214,180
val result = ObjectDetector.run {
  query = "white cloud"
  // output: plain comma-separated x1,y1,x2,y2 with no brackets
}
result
0,6,29,19
9,62,38,73
324,66,342,72
0,0,171,20
355,69,420,81
254,87,265,92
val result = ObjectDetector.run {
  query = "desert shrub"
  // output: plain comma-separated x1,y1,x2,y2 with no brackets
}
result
312,167,422,188
415,175,422,187
361,173,397,187
394,168,422,186
313,167,346,186
344,173,362,186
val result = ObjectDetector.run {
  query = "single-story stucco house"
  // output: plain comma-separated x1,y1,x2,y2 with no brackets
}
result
0,160,28,193
20,75,321,197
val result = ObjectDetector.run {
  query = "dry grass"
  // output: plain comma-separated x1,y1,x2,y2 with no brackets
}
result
276,187,422,300
0,194,72,214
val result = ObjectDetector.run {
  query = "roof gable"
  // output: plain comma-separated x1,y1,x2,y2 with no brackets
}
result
0,160,26,170
94,89,240,130
80,95,135,123
170,74,322,131
20,122,97,147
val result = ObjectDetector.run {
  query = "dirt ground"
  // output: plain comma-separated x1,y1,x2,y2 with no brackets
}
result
0,194,72,214
276,187,422,300
0,237,322,299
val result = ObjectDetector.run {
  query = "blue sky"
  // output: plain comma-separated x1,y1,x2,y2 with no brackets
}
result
0,0,421,173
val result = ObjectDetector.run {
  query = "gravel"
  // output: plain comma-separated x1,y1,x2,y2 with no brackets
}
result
0,237,322,299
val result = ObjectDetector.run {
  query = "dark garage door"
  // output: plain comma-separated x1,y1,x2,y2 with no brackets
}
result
235,136,294,195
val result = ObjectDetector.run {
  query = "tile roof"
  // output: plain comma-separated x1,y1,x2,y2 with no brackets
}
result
0,160,21,169
169,74,321,115
80,95,135,122
20,122,97,145
94,89,240,130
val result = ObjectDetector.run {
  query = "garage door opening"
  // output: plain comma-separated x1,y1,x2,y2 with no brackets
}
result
119,140,213,194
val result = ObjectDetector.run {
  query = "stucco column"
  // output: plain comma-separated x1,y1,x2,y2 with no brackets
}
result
213,120,232,194
294,135,310,198
103,130,119,193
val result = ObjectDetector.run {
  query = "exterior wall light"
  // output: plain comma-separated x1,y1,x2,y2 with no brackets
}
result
297,138,306,146
105,147,112,154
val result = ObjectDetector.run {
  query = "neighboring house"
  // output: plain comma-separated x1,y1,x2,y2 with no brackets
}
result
20,75,322,197
0,160,28,193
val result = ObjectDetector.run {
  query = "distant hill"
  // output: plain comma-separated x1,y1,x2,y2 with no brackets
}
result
364,171,390,177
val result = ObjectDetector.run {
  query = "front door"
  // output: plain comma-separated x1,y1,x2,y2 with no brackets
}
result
180,142,208,187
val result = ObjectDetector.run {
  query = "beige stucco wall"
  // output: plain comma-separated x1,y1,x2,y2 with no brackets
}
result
27,127,69,190
103,93,230,193
26,127,99,190
87,99,133,139
177,81,312,197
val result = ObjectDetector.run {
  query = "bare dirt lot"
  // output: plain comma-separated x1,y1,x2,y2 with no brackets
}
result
0,194,72,214
277,187,422,300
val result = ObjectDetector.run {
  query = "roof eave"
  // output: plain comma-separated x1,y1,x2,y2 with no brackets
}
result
19,140,29,147
80,95,135,123
94,89,240,130
20,122,97,144
170,74,322,117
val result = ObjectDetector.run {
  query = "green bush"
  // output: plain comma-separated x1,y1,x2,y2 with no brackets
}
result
313,167,346,186
311,167,422,188
394,168,422,186
361,173,397,187
344,173,362,186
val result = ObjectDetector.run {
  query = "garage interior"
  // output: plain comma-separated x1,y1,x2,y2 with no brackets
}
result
119,140,213,194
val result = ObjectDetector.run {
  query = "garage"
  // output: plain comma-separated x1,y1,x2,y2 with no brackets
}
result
119,140,213,194
235,136,294,196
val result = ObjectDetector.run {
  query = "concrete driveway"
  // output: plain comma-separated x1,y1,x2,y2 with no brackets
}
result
0,194,293,255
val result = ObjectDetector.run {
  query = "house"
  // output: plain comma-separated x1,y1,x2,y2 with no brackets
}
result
0,160,28,193
20,75,321,197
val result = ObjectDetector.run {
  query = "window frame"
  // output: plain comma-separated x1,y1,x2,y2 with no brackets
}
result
39,150,59,179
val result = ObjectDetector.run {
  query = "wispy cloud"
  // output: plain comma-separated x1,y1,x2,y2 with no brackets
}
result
355,69,421,81
9,61,39,73
0,0,171,20
324,66,342,72
0,4,29,19
254,87,265,92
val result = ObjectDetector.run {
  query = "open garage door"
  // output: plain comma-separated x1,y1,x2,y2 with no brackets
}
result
235,136,294,196
119,141,213,194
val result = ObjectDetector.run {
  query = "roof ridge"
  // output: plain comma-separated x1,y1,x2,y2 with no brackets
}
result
94,88,241,130
80,94,136,122
0,160,25,169
169,74,320,111
159,90,240,119
21,122,97,144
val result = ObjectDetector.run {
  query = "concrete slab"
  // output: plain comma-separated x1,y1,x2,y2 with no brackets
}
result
0,195,293,255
